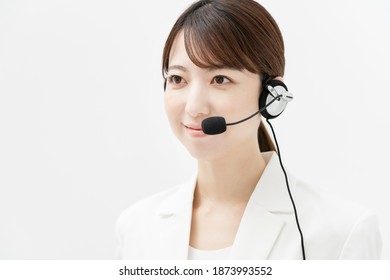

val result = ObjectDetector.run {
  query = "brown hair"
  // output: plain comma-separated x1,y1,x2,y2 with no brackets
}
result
162,0,286,152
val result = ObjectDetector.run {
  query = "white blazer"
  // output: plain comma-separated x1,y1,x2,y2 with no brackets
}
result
115,152,382,259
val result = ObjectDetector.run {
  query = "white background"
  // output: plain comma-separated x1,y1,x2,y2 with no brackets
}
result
0,0,389,259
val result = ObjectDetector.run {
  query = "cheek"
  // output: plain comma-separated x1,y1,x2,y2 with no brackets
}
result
164,94,184,128
214,93,259,122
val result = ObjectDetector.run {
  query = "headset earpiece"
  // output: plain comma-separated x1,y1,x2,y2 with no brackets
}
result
259,79,290,119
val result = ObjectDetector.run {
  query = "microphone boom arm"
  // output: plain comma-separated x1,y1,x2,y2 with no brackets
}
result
226,94,281,126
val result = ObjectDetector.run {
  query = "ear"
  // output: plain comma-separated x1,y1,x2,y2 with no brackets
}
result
273,76,284,82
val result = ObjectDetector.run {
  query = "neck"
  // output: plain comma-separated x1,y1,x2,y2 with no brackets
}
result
195,143,267,206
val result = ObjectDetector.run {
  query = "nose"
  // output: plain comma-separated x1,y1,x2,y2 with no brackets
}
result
184,83,210,118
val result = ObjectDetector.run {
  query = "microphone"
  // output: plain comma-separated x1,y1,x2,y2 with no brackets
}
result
201,93,285,135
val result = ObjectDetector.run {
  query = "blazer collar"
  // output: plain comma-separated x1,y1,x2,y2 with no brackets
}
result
156,151,297,259
154,173,197,259
229,151,296,259
250,151,296,213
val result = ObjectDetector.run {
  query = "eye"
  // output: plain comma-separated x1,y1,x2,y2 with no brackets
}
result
167,75,185,85
212,75,231,85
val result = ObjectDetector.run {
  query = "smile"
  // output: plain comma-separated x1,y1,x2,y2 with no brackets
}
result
185,125,202,131
184,124,207,137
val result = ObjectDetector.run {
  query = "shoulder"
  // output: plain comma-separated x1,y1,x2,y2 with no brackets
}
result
114,179,193,259
294,180,382,259
115,172,196,232
116,181,188,228
295,179,369,220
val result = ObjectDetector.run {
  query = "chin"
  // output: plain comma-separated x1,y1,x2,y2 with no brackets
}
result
183,141,230,162
187,150,216,161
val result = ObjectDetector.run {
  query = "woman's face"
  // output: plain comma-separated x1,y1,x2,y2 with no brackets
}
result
164,31,262,161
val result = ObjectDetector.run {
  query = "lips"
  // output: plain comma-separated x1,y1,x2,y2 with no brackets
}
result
184,123,206,137
185,125,202,131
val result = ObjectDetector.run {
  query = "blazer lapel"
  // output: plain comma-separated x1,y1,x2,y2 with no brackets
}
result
155,173,197,259
153,152,296,260
229,204,286,259
230,152,295,259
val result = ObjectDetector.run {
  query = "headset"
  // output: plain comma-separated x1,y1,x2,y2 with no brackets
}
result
260,77,306,260
164,76,306,260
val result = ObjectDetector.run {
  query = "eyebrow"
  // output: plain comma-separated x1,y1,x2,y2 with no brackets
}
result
207,66,236,72
167,65,188,72
167,64,237,73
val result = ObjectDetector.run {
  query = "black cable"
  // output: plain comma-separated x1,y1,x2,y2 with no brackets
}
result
266,118,306,260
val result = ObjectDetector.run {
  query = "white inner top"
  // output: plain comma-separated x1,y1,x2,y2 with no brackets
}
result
188,245,232,260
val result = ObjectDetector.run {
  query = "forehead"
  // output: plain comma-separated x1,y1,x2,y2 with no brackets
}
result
168,29,235,70
167,30,259,81
168,31,187,65
169,38,258,84
167,31,234,70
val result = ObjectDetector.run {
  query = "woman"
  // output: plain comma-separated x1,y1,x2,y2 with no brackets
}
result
116,0,382,259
